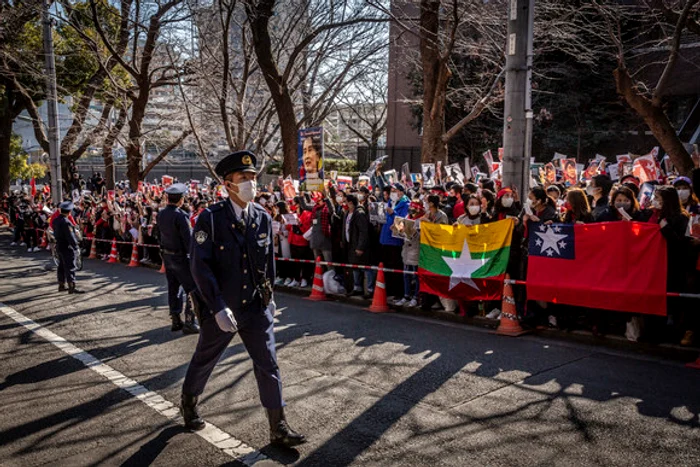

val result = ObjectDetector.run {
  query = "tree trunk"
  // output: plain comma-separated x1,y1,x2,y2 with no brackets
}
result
0,111,13,195
102,106,127,191
126,144,141,190
614,67,694,175
246,0,300,177
103,146,115,191
126,84,149,190
0,83,22,195
419,0,447,164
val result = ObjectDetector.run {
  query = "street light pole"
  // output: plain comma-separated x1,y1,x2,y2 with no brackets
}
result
502,0,535,202
43,0,63,204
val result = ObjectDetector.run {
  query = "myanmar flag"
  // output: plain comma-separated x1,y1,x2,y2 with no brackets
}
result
419,219,515,301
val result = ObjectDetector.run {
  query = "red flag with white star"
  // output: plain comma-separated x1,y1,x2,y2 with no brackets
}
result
526,222,667,316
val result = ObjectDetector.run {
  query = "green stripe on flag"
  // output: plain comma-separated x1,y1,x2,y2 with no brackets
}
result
419,243,510,278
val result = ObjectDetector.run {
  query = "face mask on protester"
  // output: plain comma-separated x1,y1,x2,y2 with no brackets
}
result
586,185,598,196
231,180,256,203
615,200,632,211
468,205,481,216
501,197,514,208
390,193,399,202
358,194,365,201
336,196,344,204
652,198,662,210
677,189,690,202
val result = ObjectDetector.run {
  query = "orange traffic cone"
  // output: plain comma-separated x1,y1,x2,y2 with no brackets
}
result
159,261,166,273
367,263,391,313
39,234,47,249
494,275,528,336
107,239,119,264
687,355,700,369
127,242,139,267
307,257,327,301
88,237,98,259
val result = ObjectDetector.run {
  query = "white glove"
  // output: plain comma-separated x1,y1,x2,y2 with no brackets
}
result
267,299,277,314
215,308,238,333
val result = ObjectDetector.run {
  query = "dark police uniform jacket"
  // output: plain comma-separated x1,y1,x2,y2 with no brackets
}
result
52,215,78,252
157,205,192,254
190,200,275,323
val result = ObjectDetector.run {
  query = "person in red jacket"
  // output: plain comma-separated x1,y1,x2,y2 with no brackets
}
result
450,183,465,220
286,196,314,287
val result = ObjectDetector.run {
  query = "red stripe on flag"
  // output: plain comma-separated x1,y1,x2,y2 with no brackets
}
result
418,268,504,301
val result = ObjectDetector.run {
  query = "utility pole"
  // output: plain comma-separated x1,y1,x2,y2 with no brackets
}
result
43,0,63,204
501,0,535,202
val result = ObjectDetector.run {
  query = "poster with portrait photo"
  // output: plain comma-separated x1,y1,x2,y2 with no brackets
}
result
560,158,578,186
384,169,398,184
445,163,465,184
422,163,436,188
298,127,324,190
369,202,387,224
390,216,417,240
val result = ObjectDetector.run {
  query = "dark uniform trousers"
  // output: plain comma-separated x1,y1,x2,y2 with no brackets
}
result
163,254,198,314
57,247,77,284
182,298,284,409
52,215,79,285
157,204,198,318
183,200,284,409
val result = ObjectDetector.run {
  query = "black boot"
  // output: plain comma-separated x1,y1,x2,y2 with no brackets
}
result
58,283,67,292
182,319,200,335
170,313,184,332
68,282,84,294
180,393,205,431
267,408,306,448
182,301,200,335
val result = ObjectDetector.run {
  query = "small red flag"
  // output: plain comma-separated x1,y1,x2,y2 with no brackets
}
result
30,178,36,196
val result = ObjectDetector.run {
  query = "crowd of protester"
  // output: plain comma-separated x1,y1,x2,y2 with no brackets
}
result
2,162,700,347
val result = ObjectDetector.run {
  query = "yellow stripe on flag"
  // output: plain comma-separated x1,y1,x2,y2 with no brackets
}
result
420,218,514,255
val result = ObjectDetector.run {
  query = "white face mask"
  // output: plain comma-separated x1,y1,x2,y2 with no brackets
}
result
586,185,598,196
652,198,662,210
501,197,514,208
232,180,256,203
677,189,690,202
336,196,344,204
468,205,481,216
390,193,399,202
358,194,365,201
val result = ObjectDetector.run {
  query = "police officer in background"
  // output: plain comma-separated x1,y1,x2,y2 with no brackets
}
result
52,201,84,294
180,150,306,448
157,183,200,335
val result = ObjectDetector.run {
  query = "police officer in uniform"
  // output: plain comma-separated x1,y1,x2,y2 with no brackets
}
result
52,201,84,294
180,150,306,448
157,183,200,335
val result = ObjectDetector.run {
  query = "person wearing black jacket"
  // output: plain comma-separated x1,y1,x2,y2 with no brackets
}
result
653,186,697,345
588,174,613,221
52,202,84,294
342,194,370,296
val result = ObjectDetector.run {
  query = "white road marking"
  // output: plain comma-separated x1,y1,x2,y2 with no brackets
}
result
0,303,275,466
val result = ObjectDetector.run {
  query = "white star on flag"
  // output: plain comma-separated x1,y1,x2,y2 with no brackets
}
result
535,226,568,256
443,239,489,291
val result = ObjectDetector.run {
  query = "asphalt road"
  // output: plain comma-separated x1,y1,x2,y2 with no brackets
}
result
1,230,699,467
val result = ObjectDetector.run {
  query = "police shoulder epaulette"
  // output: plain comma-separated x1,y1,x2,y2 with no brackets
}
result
207,201,226,213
